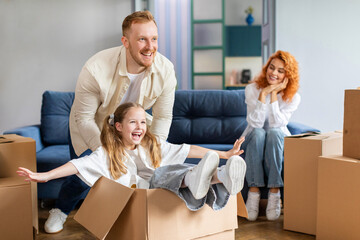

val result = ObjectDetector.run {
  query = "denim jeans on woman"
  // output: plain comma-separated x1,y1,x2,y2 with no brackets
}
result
242,128,285,188
150,163,230,211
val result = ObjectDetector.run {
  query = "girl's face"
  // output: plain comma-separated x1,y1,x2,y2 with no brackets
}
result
266,58,286,85
115,107,147,150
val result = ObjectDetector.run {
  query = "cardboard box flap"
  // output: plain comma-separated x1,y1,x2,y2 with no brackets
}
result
74,177,134,240
286,131,320,138
0,136,14,144
286,131,341,141
0,134,34,144
237,193,248,218
146,189,238,240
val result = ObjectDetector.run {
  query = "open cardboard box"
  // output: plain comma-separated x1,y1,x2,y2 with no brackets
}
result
0,134,38,233
75,177,247,240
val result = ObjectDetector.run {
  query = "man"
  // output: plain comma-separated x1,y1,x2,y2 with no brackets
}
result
44,11,177,233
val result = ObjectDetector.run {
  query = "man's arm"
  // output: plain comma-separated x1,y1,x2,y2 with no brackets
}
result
72,67,102,151
149,68,177,140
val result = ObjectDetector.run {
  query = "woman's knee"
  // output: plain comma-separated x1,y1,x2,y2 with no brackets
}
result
267,128,284,140
250,128,266,140
266,128,285,147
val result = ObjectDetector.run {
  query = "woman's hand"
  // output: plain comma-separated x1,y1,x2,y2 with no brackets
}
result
272,78,289,94
224,137,245,159
259,84,280,103
17,167,49,183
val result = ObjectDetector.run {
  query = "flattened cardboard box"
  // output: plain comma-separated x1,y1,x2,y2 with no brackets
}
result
343,89,360,159
0,134,38,233
283,131,342,235
0,177,33,240
75,177,247,240
317,155,360,240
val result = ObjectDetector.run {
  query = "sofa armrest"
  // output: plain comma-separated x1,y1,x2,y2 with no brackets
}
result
4,125,44,152
287,122,320,135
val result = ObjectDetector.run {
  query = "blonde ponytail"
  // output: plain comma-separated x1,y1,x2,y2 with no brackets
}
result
100,115,127,179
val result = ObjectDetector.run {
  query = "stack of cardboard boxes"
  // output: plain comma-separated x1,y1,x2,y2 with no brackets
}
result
316,89,360,240
283,89,360,240
0,134,37,239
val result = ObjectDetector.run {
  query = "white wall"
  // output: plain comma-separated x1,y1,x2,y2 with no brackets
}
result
276,0,360,132
0,0,132,134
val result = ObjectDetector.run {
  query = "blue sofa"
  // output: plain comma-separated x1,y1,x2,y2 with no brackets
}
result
4,90,319,200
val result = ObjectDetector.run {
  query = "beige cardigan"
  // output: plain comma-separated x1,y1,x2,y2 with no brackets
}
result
69,46,177,156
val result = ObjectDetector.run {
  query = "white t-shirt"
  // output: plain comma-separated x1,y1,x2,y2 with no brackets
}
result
120,71,145,104
241,82,301,137
70,139,190,188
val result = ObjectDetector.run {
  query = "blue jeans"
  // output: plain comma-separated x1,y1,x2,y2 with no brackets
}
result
150,164,230,211
242,128,285,188
55,134,92,215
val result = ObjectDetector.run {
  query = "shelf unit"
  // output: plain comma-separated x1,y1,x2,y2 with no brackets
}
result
191,0,225,90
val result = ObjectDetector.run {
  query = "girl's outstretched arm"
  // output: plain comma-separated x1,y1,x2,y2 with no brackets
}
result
187,137,245,159
17,162,78,183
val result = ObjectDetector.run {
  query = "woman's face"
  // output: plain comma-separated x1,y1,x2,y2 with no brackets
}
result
266,58,286,85
115,107,147,150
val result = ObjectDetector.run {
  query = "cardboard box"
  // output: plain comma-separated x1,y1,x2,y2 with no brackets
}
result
75,177,246,240
0,134,38,233
283,132,342,235
343,89,360,159
0,177,33,240
317,155,360,240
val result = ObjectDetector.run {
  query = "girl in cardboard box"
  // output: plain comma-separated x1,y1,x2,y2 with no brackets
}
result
241,50,300,221
18,102,246,213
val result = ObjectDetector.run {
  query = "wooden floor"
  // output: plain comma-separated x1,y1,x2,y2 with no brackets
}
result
35,202,315,240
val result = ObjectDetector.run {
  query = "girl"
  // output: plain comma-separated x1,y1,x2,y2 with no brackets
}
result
241,50,300,221
18,102,246,215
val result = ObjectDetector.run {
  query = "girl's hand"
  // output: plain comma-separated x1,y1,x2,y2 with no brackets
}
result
225,137,245,159
17,167,49,183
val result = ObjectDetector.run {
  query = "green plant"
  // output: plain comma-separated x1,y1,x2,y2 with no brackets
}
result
245,6,253,15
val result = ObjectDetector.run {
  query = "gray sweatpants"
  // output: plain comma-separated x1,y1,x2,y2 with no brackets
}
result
149,163,230,211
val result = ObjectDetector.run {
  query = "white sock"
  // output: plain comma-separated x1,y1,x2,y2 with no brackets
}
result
269,191,280,197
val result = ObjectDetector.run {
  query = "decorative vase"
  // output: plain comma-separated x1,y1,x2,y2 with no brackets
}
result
246,14,254,26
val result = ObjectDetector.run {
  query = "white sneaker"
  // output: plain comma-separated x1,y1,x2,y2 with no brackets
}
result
217,155,246,195
185,151,219,199
246,191,260,221
44,208,67,233
266,191,281,221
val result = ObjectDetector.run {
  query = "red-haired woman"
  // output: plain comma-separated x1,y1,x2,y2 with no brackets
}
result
241,50,300,221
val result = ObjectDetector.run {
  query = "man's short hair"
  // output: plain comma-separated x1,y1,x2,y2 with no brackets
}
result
122,11,157,37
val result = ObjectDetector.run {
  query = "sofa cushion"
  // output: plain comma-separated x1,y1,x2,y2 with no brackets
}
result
41,91,74,145
36,145,71,172
168,90,248,144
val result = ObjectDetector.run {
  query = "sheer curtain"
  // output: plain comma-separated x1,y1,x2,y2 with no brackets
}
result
153,0,191,89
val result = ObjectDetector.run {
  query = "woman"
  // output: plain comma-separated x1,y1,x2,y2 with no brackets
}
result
241,50,300,221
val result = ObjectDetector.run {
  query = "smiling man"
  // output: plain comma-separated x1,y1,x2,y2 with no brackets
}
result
44,11,177,234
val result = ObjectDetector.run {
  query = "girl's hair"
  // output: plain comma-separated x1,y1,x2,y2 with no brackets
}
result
254,50,299,102
122,11,157,37
100,102,162,180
